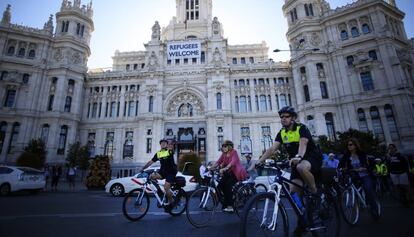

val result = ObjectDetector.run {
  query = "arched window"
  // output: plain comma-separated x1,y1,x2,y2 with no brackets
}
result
341,30,349,40
369,50,377,60
259,95,267,112
384,104,399,140
216,93,222,110
7,46,15,55
304,85,310,102
41,124,50,144
347,55,354,66
0,122,7,154
123,131,134,159
307,115,316,136
178,103,193,117
18,48,25,57
357,108,369,132
320,81,329,99
104,132,114,159
7,122,20,154
239,79,245,86
362,24,371,34
351,27,360,37
370,106,384,141
57,125,68,155
325,113,336,141
4,89,16,108
64,96,72,112
87,133,96,158
261,126,272,153
239,96,247,113
28,49,36,58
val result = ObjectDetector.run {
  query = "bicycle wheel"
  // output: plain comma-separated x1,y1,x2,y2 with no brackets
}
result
240,192,289,237
254,183,268,193
234,184,256,218
122,188,150,221
307,192,341,237
169,188,188,216
340,188,359,225
186,187,217,228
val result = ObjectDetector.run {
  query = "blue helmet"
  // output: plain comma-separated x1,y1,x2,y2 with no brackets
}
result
278,106,297,117
159,138,168,144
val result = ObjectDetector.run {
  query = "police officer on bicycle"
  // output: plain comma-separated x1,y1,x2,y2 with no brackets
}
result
258,106,322,195
140,138,178,209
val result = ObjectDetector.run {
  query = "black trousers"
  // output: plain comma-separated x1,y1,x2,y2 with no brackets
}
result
218,172,238,207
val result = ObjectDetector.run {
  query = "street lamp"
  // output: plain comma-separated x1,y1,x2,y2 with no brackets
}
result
273,48,320,53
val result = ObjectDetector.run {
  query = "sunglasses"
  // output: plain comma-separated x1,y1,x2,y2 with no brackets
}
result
347,143,354,147
222,145,228,148
280,115,291,119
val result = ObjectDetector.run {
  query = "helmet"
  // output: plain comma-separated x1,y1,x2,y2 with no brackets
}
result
222,140,234,147
278,106,297,117
159,138,168,144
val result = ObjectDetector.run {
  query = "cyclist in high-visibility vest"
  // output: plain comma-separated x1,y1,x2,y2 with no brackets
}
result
374,158,388,177
141,139,178,209
258,106,322,195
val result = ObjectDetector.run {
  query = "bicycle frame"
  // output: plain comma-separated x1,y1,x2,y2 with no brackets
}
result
132,177,166,207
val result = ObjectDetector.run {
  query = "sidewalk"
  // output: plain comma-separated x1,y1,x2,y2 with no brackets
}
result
42,179,103,193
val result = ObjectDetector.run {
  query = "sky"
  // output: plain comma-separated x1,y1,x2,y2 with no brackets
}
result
1,0,413,69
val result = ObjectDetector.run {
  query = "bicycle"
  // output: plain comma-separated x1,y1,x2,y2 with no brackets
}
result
339,171,381,225
122,170,188,221
240,161,340,237
186,169,256,228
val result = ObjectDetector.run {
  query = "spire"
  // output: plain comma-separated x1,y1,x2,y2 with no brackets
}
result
74,0,81,8
61,0,68,11
43,14,54,34
388,0,396,7
1,4,11,26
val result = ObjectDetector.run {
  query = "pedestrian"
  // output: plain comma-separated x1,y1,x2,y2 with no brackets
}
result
209,140,248,212
338,138,380,218
245,155,257,182
67,166,76,191
386,144,412,203
43,164,50,189
51,165,62,191
322,153,339,168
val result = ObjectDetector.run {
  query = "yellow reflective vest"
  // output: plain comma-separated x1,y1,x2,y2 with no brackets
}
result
374,164,388,176
280,124,301,144
156,149,170,159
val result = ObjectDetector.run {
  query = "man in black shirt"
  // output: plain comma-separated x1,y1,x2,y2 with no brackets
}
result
259,106,322,194
141,139,178,206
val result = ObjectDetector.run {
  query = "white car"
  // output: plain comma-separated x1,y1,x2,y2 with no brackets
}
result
253,167,291,193
105,166,198,197
0,166,46,196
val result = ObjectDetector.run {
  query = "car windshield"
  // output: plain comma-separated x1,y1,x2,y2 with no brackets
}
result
17,167,44,175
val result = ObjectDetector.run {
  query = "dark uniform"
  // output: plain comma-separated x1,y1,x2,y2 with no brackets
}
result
275,122,322,181
151,148,177,183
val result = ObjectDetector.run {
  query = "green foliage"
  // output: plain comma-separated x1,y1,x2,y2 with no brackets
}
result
16,139,46,169
177,152,202,181
85,155,111,189
318,129,387,157
66,142,90,170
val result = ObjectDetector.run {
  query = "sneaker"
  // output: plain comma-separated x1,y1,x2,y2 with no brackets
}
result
223,206,234,213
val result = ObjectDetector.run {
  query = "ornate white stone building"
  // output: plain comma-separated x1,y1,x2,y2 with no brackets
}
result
0,0,413,175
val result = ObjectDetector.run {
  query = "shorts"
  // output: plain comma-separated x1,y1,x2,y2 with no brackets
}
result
390,173,409,185
159,170,177,183
290,157,322,181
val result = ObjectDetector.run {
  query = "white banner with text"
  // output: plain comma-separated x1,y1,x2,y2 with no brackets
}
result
167,41,201,60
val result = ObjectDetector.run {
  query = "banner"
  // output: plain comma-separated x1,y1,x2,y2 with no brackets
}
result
167,41,201,60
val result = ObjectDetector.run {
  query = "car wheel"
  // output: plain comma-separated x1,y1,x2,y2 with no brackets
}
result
0,183,11,196
110,183,124,197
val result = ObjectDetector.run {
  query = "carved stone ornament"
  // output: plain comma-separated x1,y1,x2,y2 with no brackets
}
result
214,81,223,92
151,21,161,41
71,51,82,64
212,47,223,67
53,48,63,62
310,32,321,47
166,91,205,117
146,85,157,95
148,51,158,71
212,17,221,35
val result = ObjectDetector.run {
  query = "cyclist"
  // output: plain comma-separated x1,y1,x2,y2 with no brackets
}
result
140,139,177,209
209,140,248,212
338,138,379,217
258,106,322,196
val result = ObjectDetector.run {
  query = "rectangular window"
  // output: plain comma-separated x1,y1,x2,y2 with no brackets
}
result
232,58,237,64
57,126,68,155
249,57,254,64
146,138,152,153
91,103,97,118
241,57,246,64
128,101,134,117
7,123,20,154
218,135,223,151
41,125,49,144
135,101,139,116
110,102,116,117
149,96,154,112
261,126,272,153
117,102,120,117
47,95,54,111
360,71,374,91
98,103,102,117
4,90,16,107
64,96,72,112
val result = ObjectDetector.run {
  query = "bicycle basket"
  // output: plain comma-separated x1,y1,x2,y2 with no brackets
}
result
174,176,186,187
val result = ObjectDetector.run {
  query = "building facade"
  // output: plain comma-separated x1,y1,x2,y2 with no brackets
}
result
1,0,413,175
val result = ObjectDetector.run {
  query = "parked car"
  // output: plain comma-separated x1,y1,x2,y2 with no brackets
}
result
0,166,45,196
253,164,291,193
105,165,198,197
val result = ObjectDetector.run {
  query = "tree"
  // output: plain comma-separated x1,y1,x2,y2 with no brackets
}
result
66,142,90,181
16,139,46,169
318,129,387,158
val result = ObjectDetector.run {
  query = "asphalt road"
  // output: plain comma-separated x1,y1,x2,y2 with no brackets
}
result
0,190,413,237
